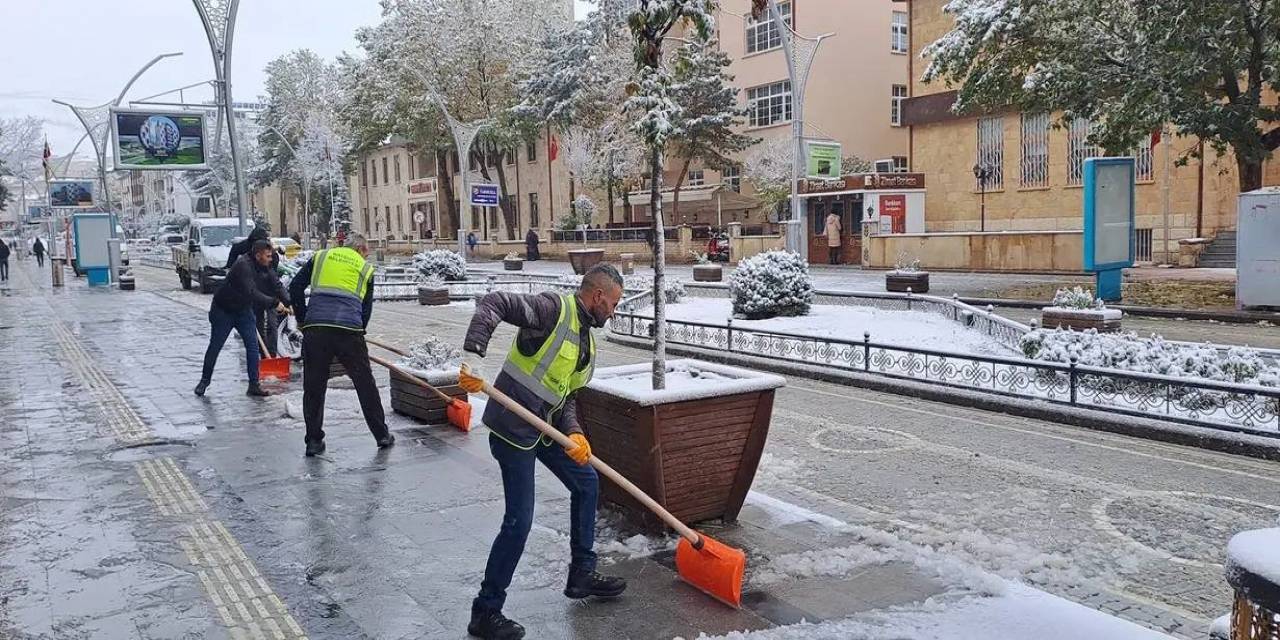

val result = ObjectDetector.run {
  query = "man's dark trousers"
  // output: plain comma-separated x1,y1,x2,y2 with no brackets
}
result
301,327,389,445
201,304,259,383
474,434,599,612
34,253,44,267
0,259,8,281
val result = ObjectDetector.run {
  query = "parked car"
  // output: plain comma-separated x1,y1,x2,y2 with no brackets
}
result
271,236,301,259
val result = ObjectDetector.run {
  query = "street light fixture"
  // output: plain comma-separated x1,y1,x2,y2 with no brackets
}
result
972,163,992,232
192,0,251,236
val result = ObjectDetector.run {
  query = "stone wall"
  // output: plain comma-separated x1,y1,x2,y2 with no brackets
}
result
864,230,1083,272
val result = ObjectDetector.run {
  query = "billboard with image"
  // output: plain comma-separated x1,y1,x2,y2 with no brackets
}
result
111,108,209,170
48,180,96,208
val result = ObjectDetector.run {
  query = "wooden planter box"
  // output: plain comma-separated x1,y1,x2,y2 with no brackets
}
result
568,249,605,275
886,271,930,293
503,259,524,271
693,264,723,282
417,286,450,306
579,360,786,530
388,368,467,426
1040,307,1123,332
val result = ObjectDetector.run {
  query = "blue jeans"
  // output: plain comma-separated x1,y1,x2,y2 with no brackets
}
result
201,304,260,385
474,434,599,612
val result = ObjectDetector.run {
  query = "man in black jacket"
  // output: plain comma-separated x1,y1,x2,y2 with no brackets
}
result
0,239,10,282
195,240,290,397
226,227,285,355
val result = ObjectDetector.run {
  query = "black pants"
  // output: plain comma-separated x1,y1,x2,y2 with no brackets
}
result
255,307,279,357
0,259,8,281
828,246,840,265
301,327,389,446
34,253,44,267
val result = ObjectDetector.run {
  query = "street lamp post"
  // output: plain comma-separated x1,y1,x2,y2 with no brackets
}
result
192,0,251,235
972,163,992,232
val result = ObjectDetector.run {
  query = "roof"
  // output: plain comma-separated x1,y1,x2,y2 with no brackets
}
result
617,183,760,210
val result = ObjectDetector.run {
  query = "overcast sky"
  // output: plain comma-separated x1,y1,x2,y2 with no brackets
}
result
0,0,596,160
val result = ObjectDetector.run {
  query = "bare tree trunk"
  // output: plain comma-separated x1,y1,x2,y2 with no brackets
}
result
650,146,666,390
492,150,517,240
607,177,616,225
671,157,691,227
436,149,460,238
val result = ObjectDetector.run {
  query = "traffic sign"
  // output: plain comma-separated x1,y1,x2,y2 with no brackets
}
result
470,183,500,207
413,210,425,224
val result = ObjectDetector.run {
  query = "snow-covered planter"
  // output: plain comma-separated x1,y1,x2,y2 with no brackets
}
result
729,250,814,319
417,276,449,306
886,254,929,293
503,251,523,271
568,248,605,275
692,253,722,282
411,249,467,281
579,360,786,529
389,338,467,426
1225,528,1280,640
1041,287,1122,332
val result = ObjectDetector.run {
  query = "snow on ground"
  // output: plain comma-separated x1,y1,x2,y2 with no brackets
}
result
654,297,1009,356
679,583,1175,640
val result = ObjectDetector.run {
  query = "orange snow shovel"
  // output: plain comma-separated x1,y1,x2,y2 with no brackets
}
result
366,338,472,432
256,331,291,381
460,364,747,608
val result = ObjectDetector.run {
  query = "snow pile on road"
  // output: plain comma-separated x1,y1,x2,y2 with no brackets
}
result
1020,328,1280,387
411,249,467,281
729,250,813,319
678,583,1175,640
395,337,462,385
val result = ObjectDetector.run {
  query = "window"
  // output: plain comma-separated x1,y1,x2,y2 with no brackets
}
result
1134,133,1155,182
369,159,377,186
891,84,908,126
408,154,416,180
396,205,403,234
892,156,909,173
506,149,515,165
381,157,389,185
529,193,540,228
976,116,1005,190
745,1,791,54
747,81,793,128
891,11,909,54
394,155,402,183
360,161,368,187
687,169,705,187
722,165,741,192
526,140,537,162
362,207,369,231
811,201,826,237
1019,112,1049,188
1067,117,1099,186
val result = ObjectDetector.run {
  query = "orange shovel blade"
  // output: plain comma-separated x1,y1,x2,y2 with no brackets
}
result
675,534,745,609
446,399,472,432
259,356,291,381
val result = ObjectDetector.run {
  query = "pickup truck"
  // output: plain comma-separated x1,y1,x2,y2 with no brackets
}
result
173,218,252,293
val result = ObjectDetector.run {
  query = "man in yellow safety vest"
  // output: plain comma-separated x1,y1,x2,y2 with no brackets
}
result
458,264,625,640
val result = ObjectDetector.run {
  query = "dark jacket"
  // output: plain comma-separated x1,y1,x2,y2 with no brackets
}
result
31,238,44,256
0,242,9,261
212,255,279,313
464,291,594,446
225,227,273,270
287,257,375,332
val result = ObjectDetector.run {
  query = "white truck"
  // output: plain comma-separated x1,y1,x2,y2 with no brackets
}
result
173,218,252,293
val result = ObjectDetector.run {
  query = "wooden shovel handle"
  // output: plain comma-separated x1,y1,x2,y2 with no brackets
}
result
255,330,270,356
475,373,703,548
368,353,456,404
366,337,407,357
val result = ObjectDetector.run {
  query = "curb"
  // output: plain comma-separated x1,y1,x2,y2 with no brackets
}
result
607,333,1280,462
956,296,1280,324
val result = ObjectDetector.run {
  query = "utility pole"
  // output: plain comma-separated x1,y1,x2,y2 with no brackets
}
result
193,0,251,235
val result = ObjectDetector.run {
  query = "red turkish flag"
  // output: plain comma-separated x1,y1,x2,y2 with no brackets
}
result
549,135,559,162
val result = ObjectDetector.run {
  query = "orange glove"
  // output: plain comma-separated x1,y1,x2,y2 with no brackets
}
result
566,433,591,466
458,361,485,393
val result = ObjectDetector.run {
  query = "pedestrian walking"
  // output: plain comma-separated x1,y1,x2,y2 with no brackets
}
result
524,228,540,261
457,264,627,640
288,232,393,457
467,231,479,257
825,210,843,265
195,240,290,398
0,239,10,282
31,238,45,268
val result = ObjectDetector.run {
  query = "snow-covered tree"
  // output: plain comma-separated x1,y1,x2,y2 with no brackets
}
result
729,250,814,319
666,35,754,223
923,0,1280,192
0,116,43,210
559,194,598,230
743,135,793,220
296,113,352,237
842,155,872,174
626,0,715,390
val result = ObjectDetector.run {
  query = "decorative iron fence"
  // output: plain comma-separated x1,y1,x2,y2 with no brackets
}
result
609,312,1280,437
550,227,679,243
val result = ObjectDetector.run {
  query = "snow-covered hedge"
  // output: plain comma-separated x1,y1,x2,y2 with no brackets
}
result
730,250,814,319
1020,328,1280,387
411,249,467,281
624,275,685,304
397,337,461,373
1050,286,1100,310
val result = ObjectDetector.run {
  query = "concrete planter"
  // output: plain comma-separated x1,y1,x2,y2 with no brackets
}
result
417,286,450,306
1040,306,1123,332
568,249,605,275
886,271,930,293
620,253,636,275
389,368,467,426
692,264,723,282
579,360,785,530
503,259,524,271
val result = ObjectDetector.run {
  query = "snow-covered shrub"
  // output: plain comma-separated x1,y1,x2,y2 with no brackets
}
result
624,275,685,303
1020,328,1278,387
558,196,597,230
411,249,467,281
893,251,921,273
691,251,710,265
1050,286,1100,310
729,250,814,319
418,274,446,289
396,337,461,379
504,251,521,261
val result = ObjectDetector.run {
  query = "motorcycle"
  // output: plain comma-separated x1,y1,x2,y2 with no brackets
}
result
706,234,730,263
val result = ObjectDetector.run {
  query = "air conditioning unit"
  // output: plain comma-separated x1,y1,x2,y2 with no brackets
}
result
874,159,895,173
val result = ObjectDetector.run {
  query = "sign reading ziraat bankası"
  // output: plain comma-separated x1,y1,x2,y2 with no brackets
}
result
805,140,842,180
110,108,209,170
470,183,500,207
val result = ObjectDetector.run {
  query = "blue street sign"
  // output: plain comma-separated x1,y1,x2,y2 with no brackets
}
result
470,183,500,207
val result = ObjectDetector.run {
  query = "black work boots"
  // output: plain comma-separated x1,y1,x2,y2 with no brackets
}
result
468,605,525,640
564,568,627,600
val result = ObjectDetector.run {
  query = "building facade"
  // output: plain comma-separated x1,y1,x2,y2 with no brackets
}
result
903,0,1280,264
